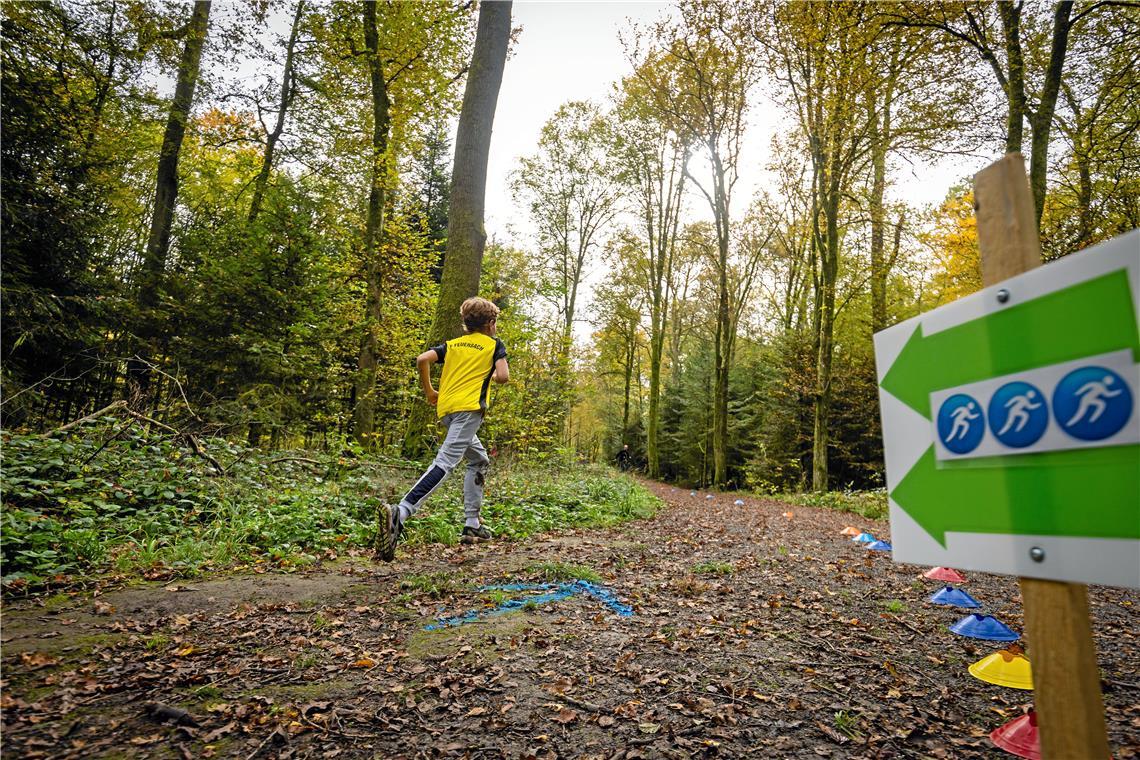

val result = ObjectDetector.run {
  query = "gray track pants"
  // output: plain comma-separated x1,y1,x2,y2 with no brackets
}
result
398,411,490,523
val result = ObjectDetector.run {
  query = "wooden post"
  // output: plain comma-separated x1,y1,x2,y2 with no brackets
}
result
974,153,1110,759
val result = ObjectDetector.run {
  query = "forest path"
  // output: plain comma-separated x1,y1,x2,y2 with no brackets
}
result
3,483,1138,758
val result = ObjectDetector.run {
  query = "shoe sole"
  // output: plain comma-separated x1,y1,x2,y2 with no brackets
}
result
460,535,492,544
375,507,400,562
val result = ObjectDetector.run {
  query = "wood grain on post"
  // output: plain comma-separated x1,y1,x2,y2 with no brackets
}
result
974,153,1110,760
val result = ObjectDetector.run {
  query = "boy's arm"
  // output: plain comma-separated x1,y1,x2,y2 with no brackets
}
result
417,349,440,404
493,357,509,385
492,339,509,384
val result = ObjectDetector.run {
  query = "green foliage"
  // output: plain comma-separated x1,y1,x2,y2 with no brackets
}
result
691,560,733,576
775,489,888,521
0,425,659,591
525,562,602,584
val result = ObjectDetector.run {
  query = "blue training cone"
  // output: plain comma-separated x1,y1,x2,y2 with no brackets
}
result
929,585,981,608
734,499,744,506
866,540,893,552
949,613,1019,642
851,532,876,543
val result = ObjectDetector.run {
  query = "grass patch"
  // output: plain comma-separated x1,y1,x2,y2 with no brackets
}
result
883,599,906,613
526,561,601,583
2,424,660,593
774,489,887,520
691,560,733,575
400,572,461,599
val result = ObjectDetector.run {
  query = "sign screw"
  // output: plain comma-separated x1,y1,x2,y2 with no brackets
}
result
997,288,1011,303
1029,547,1045,562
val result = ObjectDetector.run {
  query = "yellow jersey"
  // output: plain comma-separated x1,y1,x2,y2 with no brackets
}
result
430,332,507,418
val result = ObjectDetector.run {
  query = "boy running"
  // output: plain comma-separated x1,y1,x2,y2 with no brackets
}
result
376,297,509,561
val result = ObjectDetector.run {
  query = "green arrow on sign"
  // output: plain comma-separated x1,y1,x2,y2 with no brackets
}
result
880,269,1140,419
892,445,1140,547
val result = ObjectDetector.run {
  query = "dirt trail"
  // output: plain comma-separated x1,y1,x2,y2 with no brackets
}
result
3,484,1138,759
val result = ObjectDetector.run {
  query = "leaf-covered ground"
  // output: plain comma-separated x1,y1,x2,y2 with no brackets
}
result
3,482,1138,758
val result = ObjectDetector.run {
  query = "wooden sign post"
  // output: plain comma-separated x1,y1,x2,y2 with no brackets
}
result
973,153,1111,759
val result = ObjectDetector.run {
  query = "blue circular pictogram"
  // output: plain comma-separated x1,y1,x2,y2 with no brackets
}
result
988,381,1049,448
1052,366,1133,441
937,393,986,454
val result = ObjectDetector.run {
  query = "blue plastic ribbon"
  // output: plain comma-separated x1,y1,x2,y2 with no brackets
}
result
423,580,633,630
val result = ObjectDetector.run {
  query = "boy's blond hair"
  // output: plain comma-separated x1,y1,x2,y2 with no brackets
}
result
460,297,500,332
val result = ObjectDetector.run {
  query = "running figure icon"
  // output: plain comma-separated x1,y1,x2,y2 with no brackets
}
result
1053,365,1134,442
988,381,1049,448
937,393,986,455
1065,375,1122,426
998,390,1043,435
949,402,981,440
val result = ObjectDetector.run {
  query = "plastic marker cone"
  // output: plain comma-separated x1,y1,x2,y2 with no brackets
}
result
969,648,1033,690
866,540,892,551
949,613,1019,642
706,494,714,500
851,532,876,543
734,499,744,506
782,511,794,519
929,585,981,608
990,710,1040,759
840,526,861,537
924,566,966,583
690,491,696,496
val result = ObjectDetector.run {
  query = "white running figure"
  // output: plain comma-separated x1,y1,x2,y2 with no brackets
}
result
1065,375,1123,426
997,389,1043,435
948,401,981,441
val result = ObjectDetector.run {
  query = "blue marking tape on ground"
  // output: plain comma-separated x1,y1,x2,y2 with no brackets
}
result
573,580,634,617
423,581,634,630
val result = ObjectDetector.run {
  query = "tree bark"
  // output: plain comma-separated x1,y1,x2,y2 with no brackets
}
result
129,0,211,402
403,0,512,457
1026,1,1074,229
353,0,392,448
248,0,304,224
812,180,840,492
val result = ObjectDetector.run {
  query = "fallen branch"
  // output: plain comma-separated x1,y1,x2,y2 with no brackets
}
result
121,409,225,476
47,401,128,436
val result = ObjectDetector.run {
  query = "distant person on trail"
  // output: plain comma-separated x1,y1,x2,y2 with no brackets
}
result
616,444,631,471
376,297,510,562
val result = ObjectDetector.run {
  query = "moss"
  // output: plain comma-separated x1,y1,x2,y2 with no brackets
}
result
41,592,75,612
404,616,531,662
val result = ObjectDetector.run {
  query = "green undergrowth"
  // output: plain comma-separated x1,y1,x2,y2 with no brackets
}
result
1,423,661,592
774,488,888,520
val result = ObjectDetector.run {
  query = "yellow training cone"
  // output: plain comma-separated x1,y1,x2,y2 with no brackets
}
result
968,647,1033,690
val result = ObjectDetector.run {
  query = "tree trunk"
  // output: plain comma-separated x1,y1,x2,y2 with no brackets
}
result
998,1,1026,154
812,182,840,492
1026,1,1074,229
248,0,304,223
129,0,211,402
712,159,731,488
353,0,392,448
403,0,512,457
868,74,893,334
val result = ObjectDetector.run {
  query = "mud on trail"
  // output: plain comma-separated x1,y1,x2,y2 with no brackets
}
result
3,483,1138,759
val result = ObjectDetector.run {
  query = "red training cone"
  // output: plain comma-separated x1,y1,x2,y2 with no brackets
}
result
840,526,861,536
924,566,966,583
990,710,1039,760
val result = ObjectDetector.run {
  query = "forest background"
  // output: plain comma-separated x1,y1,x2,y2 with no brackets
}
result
2,0,1138,584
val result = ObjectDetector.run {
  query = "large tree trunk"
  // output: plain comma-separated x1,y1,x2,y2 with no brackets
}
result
129,0,211,403
711,154,731,488
1026,1,1073,229
403,0,512,457
353,0,392,448
812,181,840,492
248,0,304,223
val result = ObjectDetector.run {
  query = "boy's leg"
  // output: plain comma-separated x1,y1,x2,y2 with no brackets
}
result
397,413,479,523
462,434,491,528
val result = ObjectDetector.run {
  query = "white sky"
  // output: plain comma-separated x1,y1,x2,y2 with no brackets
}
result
482,1,980,339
